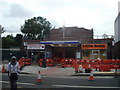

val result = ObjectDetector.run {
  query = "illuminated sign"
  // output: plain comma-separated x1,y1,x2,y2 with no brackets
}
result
27,44,45,49
81,44,107,49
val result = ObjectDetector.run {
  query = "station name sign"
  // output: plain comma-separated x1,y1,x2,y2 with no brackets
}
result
81,44,107,49
27,44,45,50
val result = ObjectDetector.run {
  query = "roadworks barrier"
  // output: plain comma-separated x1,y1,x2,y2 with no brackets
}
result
88,70,94,81
1,64,6,73
36,71,42,85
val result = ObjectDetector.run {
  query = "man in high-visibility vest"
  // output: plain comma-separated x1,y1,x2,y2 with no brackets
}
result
7,56,20,90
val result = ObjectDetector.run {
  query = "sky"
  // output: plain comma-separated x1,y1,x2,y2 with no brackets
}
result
0,0,120,37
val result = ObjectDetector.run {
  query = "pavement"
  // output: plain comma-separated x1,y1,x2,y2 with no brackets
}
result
20,65,120,77
0,62,120,77
20,65,75,76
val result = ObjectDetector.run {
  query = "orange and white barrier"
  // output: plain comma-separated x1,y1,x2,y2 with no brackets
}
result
37,71,42,84
2,64,6,73
60,59,120,71
88,70,94,81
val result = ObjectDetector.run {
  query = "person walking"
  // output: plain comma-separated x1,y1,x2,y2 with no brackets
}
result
7,56,20,90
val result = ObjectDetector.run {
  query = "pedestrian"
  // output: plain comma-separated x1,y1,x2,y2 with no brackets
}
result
7,56,20,90
79,65,83,73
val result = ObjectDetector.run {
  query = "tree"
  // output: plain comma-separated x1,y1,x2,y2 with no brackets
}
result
0,25,5,34
102,34,108,39
2,35,15,48
15,34,23,46
21,16,52,40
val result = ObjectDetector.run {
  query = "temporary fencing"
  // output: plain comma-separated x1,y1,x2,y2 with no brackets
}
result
38,58,120,71
61,59,120,71
25,58,32,65
39,59,43,67
53,58,62,65
46,59,54,66
61,58,74,67
18,58,25,68
39,59,54,67
18,58,32,68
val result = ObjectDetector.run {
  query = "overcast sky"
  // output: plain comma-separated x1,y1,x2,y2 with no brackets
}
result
0,0,119,37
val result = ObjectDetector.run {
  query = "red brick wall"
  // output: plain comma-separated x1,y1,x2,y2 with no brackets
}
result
47,27,93,42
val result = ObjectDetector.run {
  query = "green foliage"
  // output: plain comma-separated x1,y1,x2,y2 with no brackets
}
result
21,16,52,40
2,35,15,48
0,25,5,33
15,34,23,46
2,34,23,48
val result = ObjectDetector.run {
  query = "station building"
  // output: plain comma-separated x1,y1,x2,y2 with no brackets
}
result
23,27,114,60
114,2,120,59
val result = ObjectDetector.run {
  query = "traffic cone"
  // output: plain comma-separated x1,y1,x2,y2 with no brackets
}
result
2,65,5,73
37,71,42,84
88,70,94,81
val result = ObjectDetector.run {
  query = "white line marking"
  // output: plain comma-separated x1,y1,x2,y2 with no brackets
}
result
0,81,36,86
52,85,120,88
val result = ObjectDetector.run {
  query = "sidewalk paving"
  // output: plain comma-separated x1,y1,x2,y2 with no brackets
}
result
20,65,75,76
20,65,120,76
1,63,120,77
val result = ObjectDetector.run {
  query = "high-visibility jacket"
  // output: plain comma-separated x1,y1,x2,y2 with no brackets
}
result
7,62,20,76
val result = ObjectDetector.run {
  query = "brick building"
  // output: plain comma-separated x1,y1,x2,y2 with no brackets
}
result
23,26,114,60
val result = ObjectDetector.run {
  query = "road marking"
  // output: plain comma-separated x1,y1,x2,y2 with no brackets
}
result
0,81,36,86
52,85,120,88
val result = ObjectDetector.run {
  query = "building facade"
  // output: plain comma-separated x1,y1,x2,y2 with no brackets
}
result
23,27,114,60
114,2,120,59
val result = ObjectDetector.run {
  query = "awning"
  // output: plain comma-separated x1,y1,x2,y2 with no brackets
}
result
40,41,80,44
39,41,80,47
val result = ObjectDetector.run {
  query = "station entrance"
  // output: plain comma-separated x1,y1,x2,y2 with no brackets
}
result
52,47,76,59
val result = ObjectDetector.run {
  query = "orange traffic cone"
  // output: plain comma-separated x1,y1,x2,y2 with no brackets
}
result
88,70,94,81
2,65,5,73
37,71,42,84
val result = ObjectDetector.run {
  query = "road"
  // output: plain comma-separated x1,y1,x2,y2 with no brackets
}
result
1,73,120,90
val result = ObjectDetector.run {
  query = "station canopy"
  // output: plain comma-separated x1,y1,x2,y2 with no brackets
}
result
39,41,80,47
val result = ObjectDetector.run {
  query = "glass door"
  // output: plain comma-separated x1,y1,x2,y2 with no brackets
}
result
91,50,100,59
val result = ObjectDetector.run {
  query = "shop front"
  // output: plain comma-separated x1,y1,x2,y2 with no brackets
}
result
40,41,81,59
26,44,45,61
81,44,108,60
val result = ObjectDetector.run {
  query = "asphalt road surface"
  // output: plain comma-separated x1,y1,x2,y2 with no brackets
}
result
1,73,120,90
